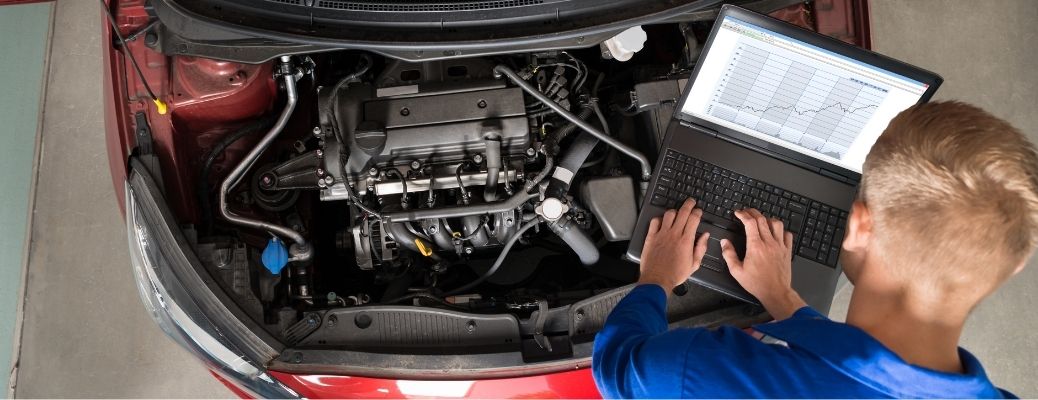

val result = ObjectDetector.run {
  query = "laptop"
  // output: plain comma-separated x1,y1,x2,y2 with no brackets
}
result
626,5,942,313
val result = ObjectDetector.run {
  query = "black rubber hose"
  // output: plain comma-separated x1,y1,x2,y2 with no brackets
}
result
548,216,599,265
443,218,541,296
543,106,593,157
545,133,599,199
197,115,276,234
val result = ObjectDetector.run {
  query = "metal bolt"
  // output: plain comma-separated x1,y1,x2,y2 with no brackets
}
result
315,149,324,157
576,309,585,321
368,167,379,176
327,315,338,328
312,126,322,137
428,225,438,234
292,352,303,363
466,320,477,332
505,218,514,227
477,99,488,109
144,31,159,47
317,179,327,188
306,315,318,327
323,176,335,186
410,160,421,170
316,168,325,176
526,147,537,157
472,154,483,164
400,107,411,116
464,247,474,255
261,175,274,186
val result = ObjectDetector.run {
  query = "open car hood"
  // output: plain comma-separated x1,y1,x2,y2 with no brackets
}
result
150,0,794,63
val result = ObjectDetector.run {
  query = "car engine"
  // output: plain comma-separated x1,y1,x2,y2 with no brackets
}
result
191,43,692,328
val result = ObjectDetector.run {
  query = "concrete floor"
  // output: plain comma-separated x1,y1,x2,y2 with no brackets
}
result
8,0,1038,398
11,0,229,397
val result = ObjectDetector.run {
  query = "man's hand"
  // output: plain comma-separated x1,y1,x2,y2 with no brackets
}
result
721,208,806,320
639,198,711,291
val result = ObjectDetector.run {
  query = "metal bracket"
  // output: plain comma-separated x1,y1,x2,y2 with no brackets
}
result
531,299,552,352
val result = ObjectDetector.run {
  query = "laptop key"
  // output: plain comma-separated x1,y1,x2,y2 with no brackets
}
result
789,213,804,232
798,247,818,259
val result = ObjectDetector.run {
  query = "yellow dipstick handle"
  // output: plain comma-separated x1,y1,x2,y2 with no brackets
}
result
414,238,433,257
153,98,168,115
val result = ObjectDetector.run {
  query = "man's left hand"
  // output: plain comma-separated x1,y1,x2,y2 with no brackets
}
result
638,198,711,290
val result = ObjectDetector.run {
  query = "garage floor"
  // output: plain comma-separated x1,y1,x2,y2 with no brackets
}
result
5,0,1037,397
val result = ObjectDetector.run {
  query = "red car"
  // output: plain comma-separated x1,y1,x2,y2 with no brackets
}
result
105,0,870,397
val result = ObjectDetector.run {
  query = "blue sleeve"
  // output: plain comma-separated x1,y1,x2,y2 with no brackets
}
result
592,284,692,399
592,287,846,399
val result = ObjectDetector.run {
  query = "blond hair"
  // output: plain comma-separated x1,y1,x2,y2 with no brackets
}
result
861,101,1038,290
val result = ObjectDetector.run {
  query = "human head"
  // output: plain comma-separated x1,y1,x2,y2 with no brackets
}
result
841,101,1038,301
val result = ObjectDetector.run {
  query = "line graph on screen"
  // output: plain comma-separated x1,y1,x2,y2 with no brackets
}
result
707,43,888,160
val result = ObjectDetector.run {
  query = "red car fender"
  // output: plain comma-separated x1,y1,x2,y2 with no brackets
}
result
269,369,601,399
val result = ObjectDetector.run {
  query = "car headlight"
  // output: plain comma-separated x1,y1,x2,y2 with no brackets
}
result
126,164,298,398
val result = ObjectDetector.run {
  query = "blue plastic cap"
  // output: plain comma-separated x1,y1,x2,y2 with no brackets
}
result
261,237,289,275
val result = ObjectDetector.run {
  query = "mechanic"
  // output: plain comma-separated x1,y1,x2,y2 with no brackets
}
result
592,101,1035,398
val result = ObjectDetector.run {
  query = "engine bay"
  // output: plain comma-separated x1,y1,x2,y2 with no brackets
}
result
199,49,681,318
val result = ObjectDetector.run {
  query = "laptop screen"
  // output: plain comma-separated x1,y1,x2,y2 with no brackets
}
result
680,16,930,173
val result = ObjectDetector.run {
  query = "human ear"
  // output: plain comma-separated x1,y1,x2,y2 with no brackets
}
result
842,200,872,252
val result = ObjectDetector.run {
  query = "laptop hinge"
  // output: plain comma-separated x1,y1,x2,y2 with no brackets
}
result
709,129,821,173
680,120,860,184
819,168,857,184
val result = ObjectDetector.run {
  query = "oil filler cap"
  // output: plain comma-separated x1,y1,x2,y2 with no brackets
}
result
262,237,289,275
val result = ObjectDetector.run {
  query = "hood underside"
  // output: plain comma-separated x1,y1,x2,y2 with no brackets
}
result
150,0,794,62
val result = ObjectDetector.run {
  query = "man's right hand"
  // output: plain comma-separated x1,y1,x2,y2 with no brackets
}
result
720,208,806,320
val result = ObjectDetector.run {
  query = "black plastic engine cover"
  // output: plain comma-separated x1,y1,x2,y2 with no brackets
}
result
360,85,530,165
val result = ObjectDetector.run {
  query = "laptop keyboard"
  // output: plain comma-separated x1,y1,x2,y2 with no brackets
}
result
651,149,846,268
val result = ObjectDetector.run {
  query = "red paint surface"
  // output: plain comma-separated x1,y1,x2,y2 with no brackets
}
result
269,369,602,399
815,0,873,49
770,0,873,50
101,0,135,215
102,0,277,219
209,370,255,399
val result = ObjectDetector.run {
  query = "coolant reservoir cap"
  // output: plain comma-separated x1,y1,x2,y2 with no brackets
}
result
604,26,647,62
537,197,567,221
262,237,289,275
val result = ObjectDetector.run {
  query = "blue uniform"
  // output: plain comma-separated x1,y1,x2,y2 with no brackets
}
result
592,285,1013,398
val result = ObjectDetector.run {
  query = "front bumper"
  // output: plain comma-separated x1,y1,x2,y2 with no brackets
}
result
126,159,297,398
